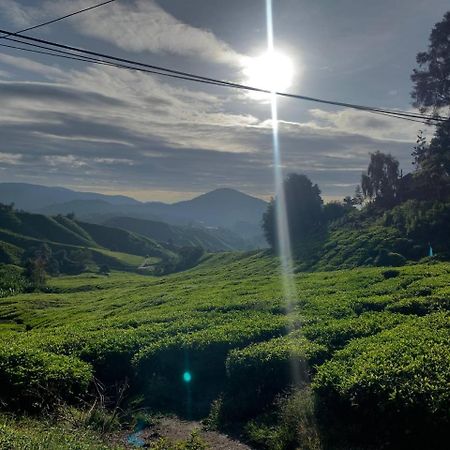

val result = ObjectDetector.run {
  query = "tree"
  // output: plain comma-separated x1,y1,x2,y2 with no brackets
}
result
353,185,364,206
411,11,450,116
323,202,348,223
408,11,450,201
23,257,46,289
263,174,323,249
411,121,450,200
361,151,400,207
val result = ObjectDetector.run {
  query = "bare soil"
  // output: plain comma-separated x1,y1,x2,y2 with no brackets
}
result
126,416,252,449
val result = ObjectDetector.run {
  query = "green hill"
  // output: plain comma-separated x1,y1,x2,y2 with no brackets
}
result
0,206,172,271
288,200,450,272
103,216,249,251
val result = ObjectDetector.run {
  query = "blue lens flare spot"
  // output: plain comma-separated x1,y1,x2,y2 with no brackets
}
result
183,371,192,383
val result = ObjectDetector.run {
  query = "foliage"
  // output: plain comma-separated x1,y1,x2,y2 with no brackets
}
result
0,414,121,449
322,202,349,223
223,335,326,419
0,255,449,447
0,342,92,409
0,265,29,298
154,246,205,275
382,200,450,257
313,312,450,447
361,151,400,207
245,388,322,450
411,11,450,114
263,174,323,249
0,204,174,273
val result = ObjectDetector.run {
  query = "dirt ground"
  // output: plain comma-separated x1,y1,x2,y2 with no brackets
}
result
126,416,252,449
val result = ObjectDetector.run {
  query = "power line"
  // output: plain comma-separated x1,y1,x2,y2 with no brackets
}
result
1,41,431,126
0,41,230,87
0,40,432,126
0,0,118,39
0,27,448,124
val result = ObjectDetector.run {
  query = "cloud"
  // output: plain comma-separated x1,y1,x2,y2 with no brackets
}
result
0,67,415,198
0,53,65,78
308,108,430,143
0,41,420,199
12,0,244,67
0,0,41,27
0,152,22,164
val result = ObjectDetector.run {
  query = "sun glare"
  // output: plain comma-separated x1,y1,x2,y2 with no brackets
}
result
244,51,294,93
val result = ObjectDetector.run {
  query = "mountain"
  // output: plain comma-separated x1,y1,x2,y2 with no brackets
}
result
162,188,268,228
0,183,140,211
0,183,267,242
0,184,268,248
103,216,251,252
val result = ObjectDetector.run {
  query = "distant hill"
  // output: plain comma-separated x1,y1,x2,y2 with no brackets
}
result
0,183,268,247
165,188,268,228
103,216,252,252
0,183,140,211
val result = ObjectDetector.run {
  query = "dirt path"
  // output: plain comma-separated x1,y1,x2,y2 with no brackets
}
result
127,416,252,449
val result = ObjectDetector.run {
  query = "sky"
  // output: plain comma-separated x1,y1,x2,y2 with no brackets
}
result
0,0,448,202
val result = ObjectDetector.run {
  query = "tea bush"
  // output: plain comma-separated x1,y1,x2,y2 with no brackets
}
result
313,312,450,446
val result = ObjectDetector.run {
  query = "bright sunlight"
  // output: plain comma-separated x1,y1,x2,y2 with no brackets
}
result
243,51,294,92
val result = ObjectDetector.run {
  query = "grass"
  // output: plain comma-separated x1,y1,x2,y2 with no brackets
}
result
0,252,449,447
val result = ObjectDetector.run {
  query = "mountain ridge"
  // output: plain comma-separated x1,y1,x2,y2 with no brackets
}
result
0,184,267,245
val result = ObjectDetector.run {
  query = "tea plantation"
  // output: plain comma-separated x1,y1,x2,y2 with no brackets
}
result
0,253,449,448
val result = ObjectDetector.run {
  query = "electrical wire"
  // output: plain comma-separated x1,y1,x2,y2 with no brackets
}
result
0,25,447,124
0,0,118,39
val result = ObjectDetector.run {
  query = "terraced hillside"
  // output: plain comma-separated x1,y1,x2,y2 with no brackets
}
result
0,253,448,448
0,206,173,271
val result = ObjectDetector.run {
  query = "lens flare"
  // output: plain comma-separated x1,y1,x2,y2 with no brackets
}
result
183,371,192,383
265,0,301,385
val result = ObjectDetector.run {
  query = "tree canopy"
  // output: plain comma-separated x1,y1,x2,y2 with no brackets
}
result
361,151,400,207
411,11,450,115
263,174,323,249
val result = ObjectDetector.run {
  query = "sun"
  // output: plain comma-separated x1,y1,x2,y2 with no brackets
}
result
243,51,294,93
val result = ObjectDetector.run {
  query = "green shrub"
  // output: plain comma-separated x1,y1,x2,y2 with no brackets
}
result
0,344,92,409
245,388,322,450
302,311,409,351
133,316,286,416
222,335,327,420
0,265,29,297
313,312,450,446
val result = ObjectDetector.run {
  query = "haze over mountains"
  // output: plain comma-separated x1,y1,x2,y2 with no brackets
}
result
0,183,268,250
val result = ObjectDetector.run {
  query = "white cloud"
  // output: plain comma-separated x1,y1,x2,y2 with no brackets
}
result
0,53,64,78
0,152,21,164
45,0,245,66
0,0,41,27
308,108,431,142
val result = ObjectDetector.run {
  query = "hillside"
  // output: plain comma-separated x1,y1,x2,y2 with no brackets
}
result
0,206,170,271
0,254,448,448
0,184,267,245
103,216,252,252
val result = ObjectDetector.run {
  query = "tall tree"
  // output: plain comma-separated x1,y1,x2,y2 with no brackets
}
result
411,121,450,200
408,11,450,201
263,174,323,249
411,11,450,116
361,151,400,207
